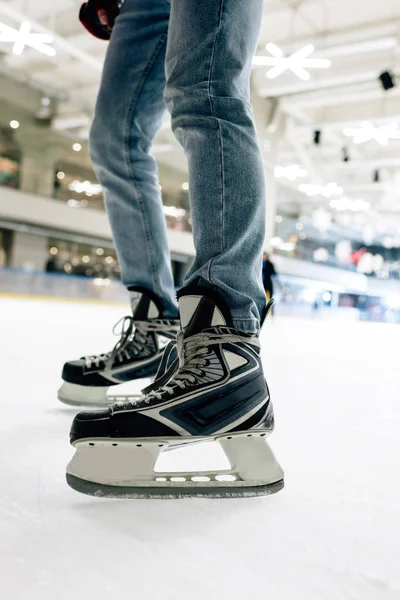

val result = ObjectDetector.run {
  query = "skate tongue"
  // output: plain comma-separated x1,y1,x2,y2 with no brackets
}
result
177,286,233,337
128,287,161,320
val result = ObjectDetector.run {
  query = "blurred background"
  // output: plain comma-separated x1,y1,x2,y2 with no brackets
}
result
1,0,400,322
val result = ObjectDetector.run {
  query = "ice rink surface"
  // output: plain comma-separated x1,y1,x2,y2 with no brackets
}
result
1,296,399,600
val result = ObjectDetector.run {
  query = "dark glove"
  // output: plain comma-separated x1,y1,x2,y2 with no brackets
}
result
79,0,121,40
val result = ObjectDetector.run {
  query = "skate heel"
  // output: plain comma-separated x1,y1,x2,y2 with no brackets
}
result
218,431,284,489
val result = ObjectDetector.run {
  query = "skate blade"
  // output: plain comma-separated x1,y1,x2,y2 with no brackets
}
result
58,381,142,408
66,430,284,499
66,472,284,498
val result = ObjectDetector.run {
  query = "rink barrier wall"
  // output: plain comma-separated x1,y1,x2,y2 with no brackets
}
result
0,268,129,304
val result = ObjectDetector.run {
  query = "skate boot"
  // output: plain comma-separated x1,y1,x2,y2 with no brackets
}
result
66,286,284,498
58,287,180,407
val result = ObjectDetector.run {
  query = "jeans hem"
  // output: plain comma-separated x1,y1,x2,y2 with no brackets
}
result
231,318,260,334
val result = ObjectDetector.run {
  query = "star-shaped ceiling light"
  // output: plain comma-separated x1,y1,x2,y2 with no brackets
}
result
299,182,343,198
253,43,331,81
274,164,308,181
0,21,56,56
343,121,400,145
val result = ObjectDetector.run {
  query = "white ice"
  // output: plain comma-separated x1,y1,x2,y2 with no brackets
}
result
1,297,399,600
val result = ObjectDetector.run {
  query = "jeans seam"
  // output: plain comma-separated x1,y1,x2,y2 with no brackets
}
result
123,32,168,300
206,0,225,288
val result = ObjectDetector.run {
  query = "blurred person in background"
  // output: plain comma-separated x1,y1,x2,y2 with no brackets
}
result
45,253,58,273
262,252,277,302
64,0,283,498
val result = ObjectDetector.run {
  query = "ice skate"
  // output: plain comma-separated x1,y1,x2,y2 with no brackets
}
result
66,286,284,498
58,287,179,407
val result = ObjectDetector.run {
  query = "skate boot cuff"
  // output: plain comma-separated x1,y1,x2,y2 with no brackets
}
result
177,285,233,336
127,286,170,320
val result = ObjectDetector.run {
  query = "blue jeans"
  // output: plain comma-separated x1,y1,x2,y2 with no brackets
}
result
90,0,266,333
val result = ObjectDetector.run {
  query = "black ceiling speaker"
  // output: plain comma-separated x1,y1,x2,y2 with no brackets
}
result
379,71,396,91
313,130,321,145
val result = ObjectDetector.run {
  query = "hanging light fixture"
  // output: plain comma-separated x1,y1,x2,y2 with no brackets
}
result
343,121,400,145
299,182,343,198
274,164,308,181
0,21,56,56
253,43,331,81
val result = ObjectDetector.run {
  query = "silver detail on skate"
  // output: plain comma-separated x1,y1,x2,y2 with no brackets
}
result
179,295,225,328
129,291,142,313
66,430,284,498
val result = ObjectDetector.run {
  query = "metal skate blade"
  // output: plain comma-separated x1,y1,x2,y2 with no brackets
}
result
66,473,284,499
58,380,148,408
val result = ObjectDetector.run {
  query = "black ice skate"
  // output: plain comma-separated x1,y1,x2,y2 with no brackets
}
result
66,286,284,498
58,287,180,407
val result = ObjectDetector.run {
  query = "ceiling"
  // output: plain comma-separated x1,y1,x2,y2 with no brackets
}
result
1,0,400,245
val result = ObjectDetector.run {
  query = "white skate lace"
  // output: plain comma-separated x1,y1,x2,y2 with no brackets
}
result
84,316,176,370
114,327,260,409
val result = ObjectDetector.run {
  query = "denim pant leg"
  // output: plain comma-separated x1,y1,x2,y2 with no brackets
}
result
164,0,266,333
90,0,178,317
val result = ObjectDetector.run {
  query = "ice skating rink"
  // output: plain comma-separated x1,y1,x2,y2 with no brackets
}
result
1,296,399,600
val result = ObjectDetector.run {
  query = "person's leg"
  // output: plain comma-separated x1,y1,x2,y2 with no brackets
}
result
90,0,177,316
66,0,284,498
164,0,266,332
59,0,181,407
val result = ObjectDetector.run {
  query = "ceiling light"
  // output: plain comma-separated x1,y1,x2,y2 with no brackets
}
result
312,209,332,233
274,165,308,181
254,43,331,81
105,256,115,265
343,121,400,145
335,240,352,262
181,182,189,191
322,292,332,303
275,215,283,223
313,248,329,262
302,289,317,303
329,198,370,212
10,120,19,129
0,21,55,56
72,143,82,152
67,199,81,208
57,171,65,180
96,248,104,256
382,237,394,249
82,255,90,264
49,247,58,255
386,294,400,309
270,237,295,251
68,180,102,195
163,205,187,218
299,182,343,198
296,222,304,231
